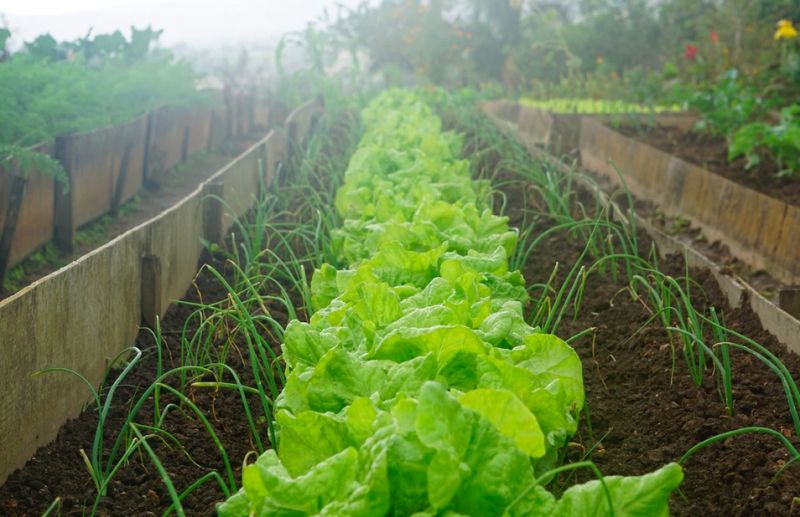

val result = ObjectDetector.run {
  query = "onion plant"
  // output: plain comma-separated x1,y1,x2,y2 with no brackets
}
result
136,92,362,508
32,345,149,502
25,93,361,514
42,497,61,517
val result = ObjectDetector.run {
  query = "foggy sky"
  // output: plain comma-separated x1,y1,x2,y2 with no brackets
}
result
1,0,368,48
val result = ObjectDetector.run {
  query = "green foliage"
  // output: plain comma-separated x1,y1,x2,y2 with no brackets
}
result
521,98,679,114
560,0,665,73
0,54,203,147
21,25,164,63
730,104,800,175
329,0,476,86
219,90,682,515
321,0,800,111
678,69,769,137
668,68,800,176
0,28,204,181
0,144,68,185
24,34,63,62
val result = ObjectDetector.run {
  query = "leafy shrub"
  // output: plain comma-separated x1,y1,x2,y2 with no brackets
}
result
682,70,767,137
0,28,204,180
730,104,800,175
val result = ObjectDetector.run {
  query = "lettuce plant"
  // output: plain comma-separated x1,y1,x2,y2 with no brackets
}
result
218,90,682,516
520,97,679,114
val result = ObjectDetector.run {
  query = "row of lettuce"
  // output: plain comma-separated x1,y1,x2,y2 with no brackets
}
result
218,90,683,516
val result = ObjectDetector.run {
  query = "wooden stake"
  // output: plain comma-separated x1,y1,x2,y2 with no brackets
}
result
53,135,75,253
0,167,27,288
142,110,157,189
180,126,191,163
203,180,224,245
141,255,162,328
111,142,133,216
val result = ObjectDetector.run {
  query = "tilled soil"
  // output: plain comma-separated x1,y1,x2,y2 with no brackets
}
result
0,253,295,516
616,124,800,208
491,151,800,514
532,225,800,516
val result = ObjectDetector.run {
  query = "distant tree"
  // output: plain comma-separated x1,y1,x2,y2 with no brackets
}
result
24,34,64,61
128,26,163,61
0,27,10,62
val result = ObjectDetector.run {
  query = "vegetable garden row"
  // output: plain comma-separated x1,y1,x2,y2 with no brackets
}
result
2,87,800,515
217,91,682,515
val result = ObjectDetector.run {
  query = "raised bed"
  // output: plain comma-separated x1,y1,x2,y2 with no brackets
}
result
461,105,800,514
0,88,267,289
483,100,800,340
55,113,149,236
3,92,799,515
0,142,57,269
0,98,323,485
0,91,694,516
144,105,213,187
579,117,800,287
484,99,800,289
613,123,800,208
481,99,694,157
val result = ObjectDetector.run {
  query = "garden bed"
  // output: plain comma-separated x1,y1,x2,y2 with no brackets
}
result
0,97,330,514
482,100,695,159
2,96,798,515
0,138,259,299
615,123,800,208
0,252,290,515
481,101,800,289
578,118,800,288
0,98,324,493
457,112,800,515
4,190,797,514
505,187,800,516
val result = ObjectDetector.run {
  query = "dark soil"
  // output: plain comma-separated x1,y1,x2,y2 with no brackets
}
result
547,229,800,516
481,128,800,514
0,251,297,516
0,107,350,516
616,124,800,208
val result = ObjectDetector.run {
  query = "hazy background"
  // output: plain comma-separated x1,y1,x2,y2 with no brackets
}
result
1,0,367,48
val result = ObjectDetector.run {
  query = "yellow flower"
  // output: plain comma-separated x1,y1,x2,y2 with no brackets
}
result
596,56,604,65
775,19,798,40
